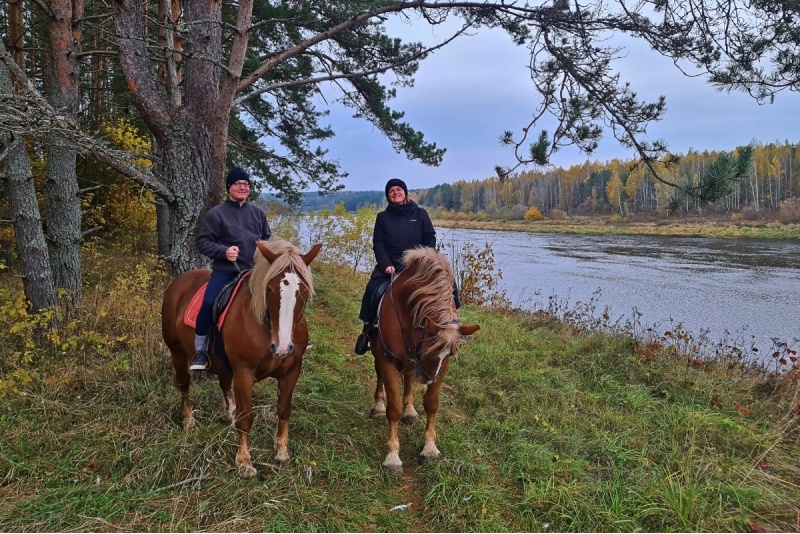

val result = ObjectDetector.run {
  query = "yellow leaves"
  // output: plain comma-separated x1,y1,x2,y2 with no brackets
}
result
524,206,543,221
102,118,152,168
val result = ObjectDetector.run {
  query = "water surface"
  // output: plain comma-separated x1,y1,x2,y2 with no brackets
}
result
438,227,800,359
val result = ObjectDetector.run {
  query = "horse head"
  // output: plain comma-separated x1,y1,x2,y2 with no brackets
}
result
385,247,481,385
251,240,322,358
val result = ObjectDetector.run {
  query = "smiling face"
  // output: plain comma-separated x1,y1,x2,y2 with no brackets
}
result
386,185,407,206
228,180,250,204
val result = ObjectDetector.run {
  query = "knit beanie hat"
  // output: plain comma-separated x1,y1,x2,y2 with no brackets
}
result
225,167,250,190
385,178,408,198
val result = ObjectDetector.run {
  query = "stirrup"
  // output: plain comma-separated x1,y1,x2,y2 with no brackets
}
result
190,350,210,371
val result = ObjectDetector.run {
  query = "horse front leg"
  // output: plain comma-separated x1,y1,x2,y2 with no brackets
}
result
274,364,301,466
401,372,419,425
232,372,257,478
381,367,404,474
420,361,450,461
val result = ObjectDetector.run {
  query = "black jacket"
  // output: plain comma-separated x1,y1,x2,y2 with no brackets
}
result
197,199,272,273
372,200,436,277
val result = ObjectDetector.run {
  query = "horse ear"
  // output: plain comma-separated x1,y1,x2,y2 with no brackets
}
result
458,324,480,336
301,243,323,266
256,241,279,263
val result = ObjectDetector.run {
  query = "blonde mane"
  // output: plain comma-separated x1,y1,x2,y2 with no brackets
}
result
249,239,315,325
400,247,461,354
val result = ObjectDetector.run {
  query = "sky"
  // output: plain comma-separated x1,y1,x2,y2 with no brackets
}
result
313,14,800,193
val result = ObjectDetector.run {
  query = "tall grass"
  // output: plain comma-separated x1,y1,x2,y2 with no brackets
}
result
0,248,798,531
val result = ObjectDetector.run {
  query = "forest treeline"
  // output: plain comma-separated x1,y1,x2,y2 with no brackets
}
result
306,141,800,221
415,142,800,221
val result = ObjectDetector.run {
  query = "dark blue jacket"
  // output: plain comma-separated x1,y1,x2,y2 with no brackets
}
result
372,200,436,277
196,199,271,273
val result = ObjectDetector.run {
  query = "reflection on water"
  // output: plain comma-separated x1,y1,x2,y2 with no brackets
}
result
438,227,800,359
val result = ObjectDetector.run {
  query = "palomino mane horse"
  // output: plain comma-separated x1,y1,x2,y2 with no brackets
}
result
369,247,480,474
161,238,322,477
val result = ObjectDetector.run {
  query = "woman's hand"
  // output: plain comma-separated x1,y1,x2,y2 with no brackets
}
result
226,246,240,262
384,266,395,275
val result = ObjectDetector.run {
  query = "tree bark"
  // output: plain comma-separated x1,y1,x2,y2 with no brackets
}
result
0,63,58,311
44,0,84,304
113,0,230,275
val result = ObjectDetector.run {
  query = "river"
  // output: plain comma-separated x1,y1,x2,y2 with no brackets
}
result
436,227,800,360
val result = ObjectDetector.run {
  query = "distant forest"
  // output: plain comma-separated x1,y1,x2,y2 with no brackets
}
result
267,190,386,212
271,140,800,220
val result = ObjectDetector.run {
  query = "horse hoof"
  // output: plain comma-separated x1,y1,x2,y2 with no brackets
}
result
401,415,419,425
274,457,291,468
383,464,404,475
237,465,258,478
369,408,386,418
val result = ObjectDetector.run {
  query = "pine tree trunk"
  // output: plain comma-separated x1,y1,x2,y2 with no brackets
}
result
44,0,84,305
0,63,58,311
159,128,212,274
113,0,234,277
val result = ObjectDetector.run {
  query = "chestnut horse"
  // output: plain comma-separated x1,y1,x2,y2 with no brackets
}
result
161,238,322,477
369,247,480,474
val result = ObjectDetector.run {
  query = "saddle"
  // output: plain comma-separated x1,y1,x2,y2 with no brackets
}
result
184,271,251,329
365,278,392,330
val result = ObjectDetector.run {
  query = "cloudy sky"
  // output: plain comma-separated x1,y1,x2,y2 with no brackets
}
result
314,14,800,193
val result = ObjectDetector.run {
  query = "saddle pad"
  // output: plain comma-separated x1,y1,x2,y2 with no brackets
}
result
183,274,250,329
184,283,208,328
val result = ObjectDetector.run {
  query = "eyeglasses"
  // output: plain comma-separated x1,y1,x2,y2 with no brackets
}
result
232,181,250,188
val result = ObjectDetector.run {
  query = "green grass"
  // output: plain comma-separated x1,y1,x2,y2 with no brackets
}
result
0,257,798,531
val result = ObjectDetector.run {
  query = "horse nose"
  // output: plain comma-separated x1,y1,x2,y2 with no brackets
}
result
269,342,293,359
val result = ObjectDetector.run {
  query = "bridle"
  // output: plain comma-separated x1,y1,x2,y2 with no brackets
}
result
378,273,448,383
257,268,310,343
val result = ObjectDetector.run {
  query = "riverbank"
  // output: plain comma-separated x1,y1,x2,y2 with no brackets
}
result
432,215,800,239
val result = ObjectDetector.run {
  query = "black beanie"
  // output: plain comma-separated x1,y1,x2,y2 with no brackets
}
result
385,178,408,198
225,167,250,190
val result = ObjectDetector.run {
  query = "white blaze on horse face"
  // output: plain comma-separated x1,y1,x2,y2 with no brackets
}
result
276,272,301,354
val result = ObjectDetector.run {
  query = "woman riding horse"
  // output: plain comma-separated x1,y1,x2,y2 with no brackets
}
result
355,178,460,355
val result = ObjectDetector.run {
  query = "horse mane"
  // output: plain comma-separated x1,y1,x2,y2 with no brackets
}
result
249,238,315,325
401,247,461,354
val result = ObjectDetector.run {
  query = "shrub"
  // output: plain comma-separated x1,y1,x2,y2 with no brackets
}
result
740,205,762,221
524,206,543,221
777,196,800,223
549,209,567,220
438,240,508,308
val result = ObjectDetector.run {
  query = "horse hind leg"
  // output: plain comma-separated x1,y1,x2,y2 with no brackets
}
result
171,352,196,430
218,373,236,424
401,373,419,425
370,368,386,418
